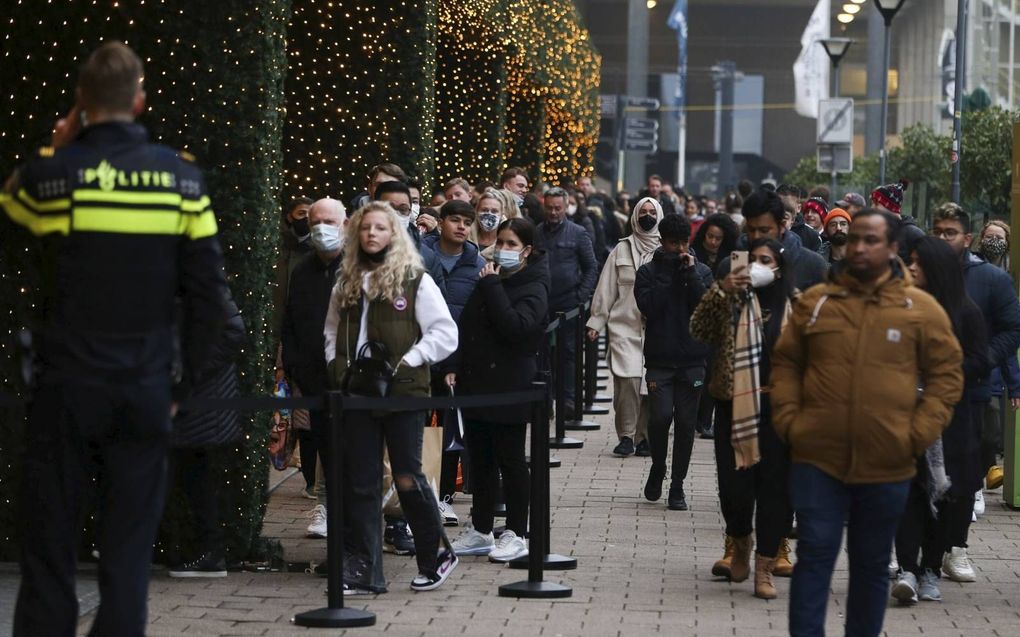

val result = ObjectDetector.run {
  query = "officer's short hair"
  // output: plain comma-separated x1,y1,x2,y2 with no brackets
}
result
79,41,144,113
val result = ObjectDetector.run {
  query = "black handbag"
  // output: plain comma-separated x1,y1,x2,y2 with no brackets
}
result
341,341,396,397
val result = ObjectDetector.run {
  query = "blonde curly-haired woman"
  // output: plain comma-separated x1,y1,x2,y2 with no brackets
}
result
472,188,520,254
323,201,459,593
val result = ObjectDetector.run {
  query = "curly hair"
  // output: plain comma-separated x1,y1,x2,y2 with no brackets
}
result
335,201,423,308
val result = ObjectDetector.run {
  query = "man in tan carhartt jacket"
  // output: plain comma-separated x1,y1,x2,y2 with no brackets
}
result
770,209,963,637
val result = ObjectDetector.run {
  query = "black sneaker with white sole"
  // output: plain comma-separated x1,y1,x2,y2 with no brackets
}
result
384,519,415,555
410,549,458,591
168,552,227,578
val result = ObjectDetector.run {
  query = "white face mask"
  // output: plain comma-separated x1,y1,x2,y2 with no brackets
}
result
566,204,578,217
309,223,342,253
411,203,420,218
749,262,777,288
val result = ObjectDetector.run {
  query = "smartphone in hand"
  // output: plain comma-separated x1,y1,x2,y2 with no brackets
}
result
730,250,749,273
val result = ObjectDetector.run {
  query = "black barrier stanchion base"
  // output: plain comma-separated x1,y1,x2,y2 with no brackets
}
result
583,404,610,415
591,393,612,404
526,455,562,468
507,553,578,571
293,608,376,628
563,419,600,431
499,580,573,599
549,436,584,449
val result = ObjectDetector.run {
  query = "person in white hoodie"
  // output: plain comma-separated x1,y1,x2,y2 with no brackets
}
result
323,201,459,594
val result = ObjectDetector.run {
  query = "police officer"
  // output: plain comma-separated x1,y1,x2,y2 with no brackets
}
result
0,42,228,636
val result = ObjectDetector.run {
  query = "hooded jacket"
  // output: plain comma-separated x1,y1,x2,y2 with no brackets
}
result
962,250,1020,401
635,249,712,370
422,234,486,322
770,263,964,484
454,253,550,423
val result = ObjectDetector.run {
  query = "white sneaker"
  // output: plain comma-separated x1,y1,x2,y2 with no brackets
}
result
488,530,528,563
888,554,899,579
974,490,985,517
438,496,459,527
450,525,494,556
306,504,327,538
942,546,976,582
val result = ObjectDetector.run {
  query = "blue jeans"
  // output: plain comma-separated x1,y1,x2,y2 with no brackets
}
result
788,463,910,637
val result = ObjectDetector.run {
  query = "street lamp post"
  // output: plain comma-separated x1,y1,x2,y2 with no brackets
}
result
873,0,906,185
820,37,854,197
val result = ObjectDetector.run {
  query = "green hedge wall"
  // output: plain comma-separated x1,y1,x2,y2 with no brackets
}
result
0,0,287,562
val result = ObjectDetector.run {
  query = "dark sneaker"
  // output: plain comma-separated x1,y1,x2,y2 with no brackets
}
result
410,549,459,591
644,465,666,502
384,519,416,555
343,583,374,596
699,427,714,440
634,439,651,457
667,488,688,511
168,552,227,578
613,437,635,457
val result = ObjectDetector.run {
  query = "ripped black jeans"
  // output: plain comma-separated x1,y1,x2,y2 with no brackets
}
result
341,409,443,592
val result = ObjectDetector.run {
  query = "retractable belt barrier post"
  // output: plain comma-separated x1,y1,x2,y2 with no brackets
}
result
294,391,375,628
564,301,600,431
499,382,573,598
583,317,610,416
589,330,613,405
549,310,583,449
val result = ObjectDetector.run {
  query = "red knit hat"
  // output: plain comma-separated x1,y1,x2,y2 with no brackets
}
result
871,180,909,215
802,197,828,223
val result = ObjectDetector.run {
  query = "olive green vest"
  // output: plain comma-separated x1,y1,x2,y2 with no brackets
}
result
330,272,431,397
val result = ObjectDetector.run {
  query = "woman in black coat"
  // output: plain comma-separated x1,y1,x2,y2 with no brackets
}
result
895,237,991,602
167,291,246,577
446,217,549,563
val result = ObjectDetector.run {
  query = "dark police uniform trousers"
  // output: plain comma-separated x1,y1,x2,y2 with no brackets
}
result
1,120,227,636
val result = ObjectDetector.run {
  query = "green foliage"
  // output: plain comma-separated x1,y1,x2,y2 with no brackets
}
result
960,107,1020,218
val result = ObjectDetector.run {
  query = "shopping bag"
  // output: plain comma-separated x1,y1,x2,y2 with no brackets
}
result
381,425,445,517
268,379,297,471
441,387,465,452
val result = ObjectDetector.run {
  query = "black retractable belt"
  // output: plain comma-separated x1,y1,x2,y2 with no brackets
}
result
564,301,600,431
548,310,583,450
499,381,573,598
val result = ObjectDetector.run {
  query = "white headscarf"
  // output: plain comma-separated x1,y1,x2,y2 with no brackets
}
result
628,196,663,265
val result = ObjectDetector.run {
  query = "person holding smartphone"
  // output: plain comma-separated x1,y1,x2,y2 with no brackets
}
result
691,236,799,601
634,214,713,510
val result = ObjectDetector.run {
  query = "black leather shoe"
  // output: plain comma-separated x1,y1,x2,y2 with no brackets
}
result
634,439,651,457
667,489,688,511
613,437,635,457
644,465,666,502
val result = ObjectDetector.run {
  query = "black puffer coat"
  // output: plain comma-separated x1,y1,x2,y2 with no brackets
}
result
174,295,246,448
454,253,550,424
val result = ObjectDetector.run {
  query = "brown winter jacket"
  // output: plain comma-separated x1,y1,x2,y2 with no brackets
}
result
770,266,963,484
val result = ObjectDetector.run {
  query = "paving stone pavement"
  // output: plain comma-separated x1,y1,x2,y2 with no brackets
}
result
77,397,1020,636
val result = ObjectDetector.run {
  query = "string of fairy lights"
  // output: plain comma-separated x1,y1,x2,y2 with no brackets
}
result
0,0,599,555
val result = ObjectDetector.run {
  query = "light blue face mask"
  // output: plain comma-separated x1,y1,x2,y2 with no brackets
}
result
495,248,524,271
310,223,342,252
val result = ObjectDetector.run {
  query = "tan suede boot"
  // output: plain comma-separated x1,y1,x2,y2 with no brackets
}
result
754,554,777,599
730,535,753,583
773,537,794,577
711,535,736,579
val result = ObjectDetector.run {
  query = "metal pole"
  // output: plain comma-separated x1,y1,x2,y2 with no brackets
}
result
878,18,892,184
831,63,840,198
717,61,736,196
951,0,968,203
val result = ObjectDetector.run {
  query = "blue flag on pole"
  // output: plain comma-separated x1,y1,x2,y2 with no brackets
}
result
667,0,688,121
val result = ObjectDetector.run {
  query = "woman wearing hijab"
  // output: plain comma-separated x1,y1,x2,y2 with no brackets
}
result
586,197,663,457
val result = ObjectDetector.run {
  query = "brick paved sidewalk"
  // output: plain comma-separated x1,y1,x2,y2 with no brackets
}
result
79,404,1020,636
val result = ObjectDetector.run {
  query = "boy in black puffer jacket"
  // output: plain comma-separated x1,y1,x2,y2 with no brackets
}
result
634,214,712,511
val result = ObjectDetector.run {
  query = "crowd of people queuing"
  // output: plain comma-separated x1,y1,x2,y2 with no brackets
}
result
10,41,1019,637
270,159,1020,636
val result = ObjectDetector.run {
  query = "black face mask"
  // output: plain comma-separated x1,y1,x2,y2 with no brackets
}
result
638,215,657,232
361,246,389,264
829,231,848,247
290,217,310,239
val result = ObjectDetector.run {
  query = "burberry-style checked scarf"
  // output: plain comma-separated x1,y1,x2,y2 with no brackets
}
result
731,291,763,469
